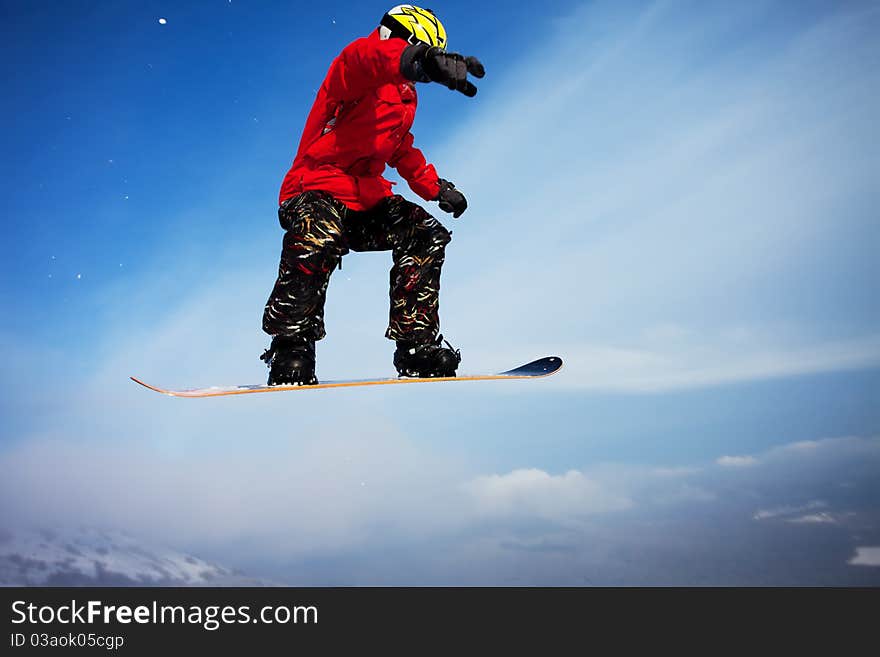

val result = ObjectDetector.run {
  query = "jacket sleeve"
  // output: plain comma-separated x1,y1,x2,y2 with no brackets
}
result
388,131,441,201
323,36,409,102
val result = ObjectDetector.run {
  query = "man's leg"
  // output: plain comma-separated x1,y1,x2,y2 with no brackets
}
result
344,195,451,342
262,191,348,384
263,191,348,339
344,195,459,376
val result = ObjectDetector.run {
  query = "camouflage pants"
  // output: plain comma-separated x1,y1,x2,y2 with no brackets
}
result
262,191,452,343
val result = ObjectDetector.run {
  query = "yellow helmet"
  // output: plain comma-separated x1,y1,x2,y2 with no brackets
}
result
379,5,447,50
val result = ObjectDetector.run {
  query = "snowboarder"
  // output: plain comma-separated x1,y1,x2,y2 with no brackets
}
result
260,5,485,385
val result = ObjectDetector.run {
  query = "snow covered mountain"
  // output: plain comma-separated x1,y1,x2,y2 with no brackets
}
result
0,527,267,586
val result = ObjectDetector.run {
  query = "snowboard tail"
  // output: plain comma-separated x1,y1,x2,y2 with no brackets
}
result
130,356,562,398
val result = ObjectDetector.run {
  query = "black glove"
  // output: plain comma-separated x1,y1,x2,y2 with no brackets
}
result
401,44,485,97
436,179,467,218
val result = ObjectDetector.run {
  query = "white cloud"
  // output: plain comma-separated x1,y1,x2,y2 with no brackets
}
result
717,455,758,467
848,547,880,567
464,468,632,521
764,436,880,464
787,513,838,525
782,440,824,452
753,501,829,521
651,466,702,477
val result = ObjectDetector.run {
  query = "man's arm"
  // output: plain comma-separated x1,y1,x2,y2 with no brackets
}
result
388,133,468,218
387,132,440,201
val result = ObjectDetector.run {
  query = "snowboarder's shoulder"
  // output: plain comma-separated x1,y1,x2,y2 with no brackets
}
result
341,31,406,60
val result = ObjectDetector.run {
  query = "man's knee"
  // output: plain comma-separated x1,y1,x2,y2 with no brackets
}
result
422,216,452,254
406,203,452,252
280,192,348,258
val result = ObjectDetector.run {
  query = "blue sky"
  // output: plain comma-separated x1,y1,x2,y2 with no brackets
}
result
1,0,879,585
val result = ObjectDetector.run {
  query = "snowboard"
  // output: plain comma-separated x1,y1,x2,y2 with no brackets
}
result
130,356,562,398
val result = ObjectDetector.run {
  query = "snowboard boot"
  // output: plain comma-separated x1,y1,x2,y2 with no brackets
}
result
394,334,461,378
260,335,318,386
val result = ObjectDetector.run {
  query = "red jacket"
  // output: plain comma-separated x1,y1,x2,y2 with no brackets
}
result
279,31,440,211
